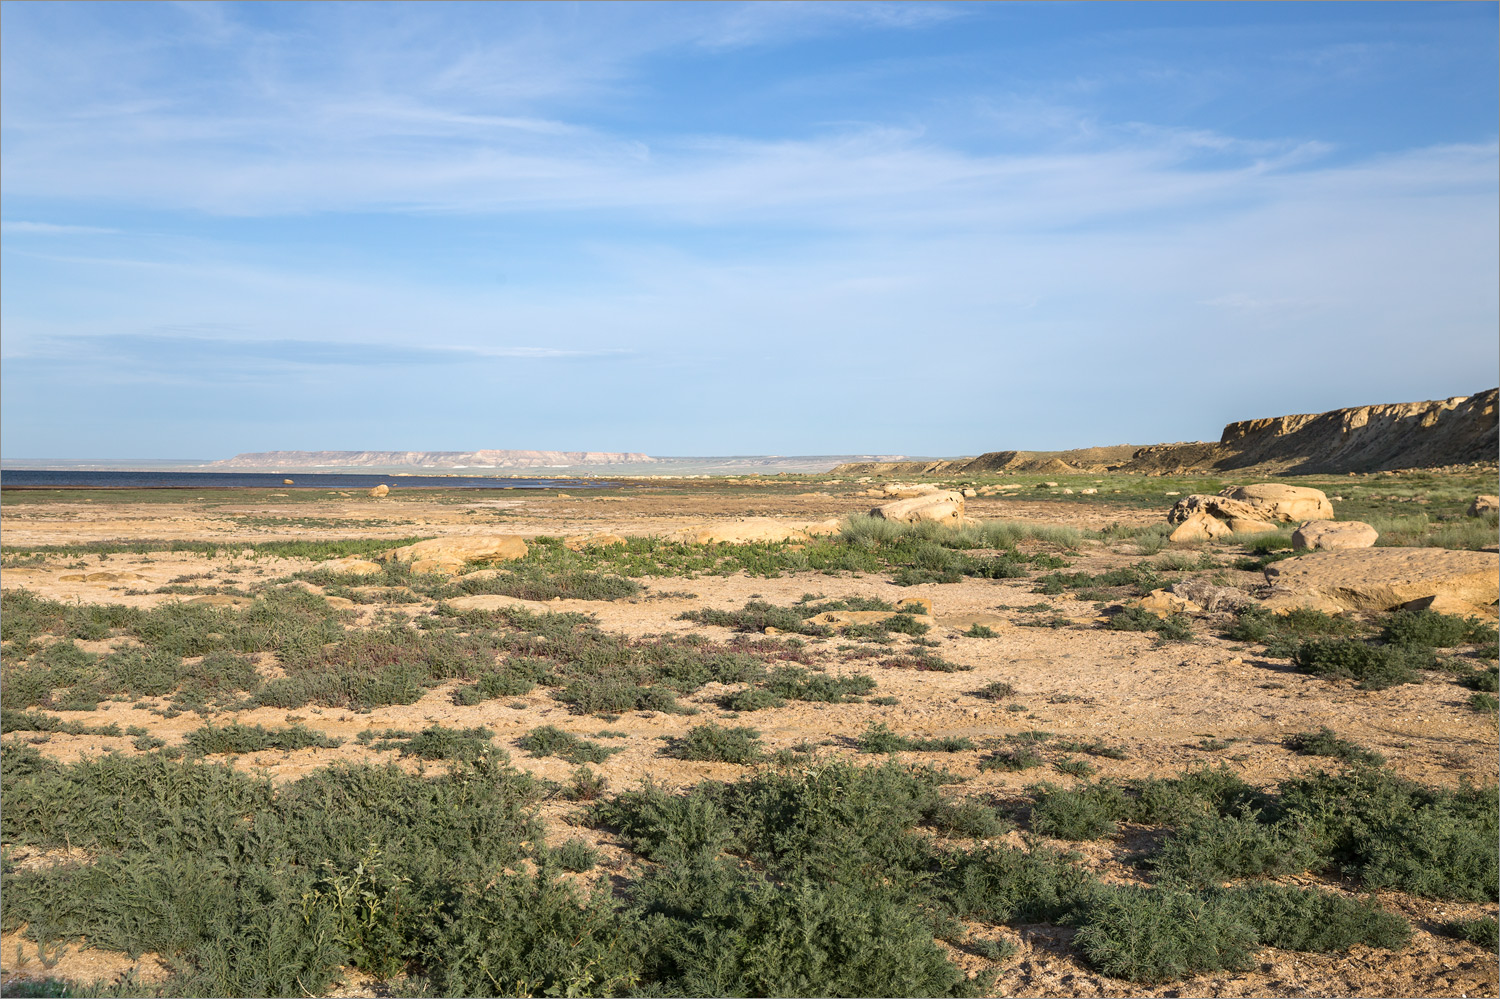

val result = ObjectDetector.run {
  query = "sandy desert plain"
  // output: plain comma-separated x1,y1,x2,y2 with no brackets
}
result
0,466,1496,998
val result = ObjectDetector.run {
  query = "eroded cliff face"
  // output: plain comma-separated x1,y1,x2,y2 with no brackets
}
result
831,390,1499,478
1210,389,1498,473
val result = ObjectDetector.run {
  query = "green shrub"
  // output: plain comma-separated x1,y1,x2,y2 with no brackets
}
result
1284,727,1386,766
517,725,621,765
1150,811,1320,886
1380,609,1492,649
1468,692,1498,713
1108,607,1193,640
1052,757,1098,778
376,725,504,763
552,838,600,872
1292,639,1425,690
1215,884,1409,953
719,687,787,712
962,624,998,639
1276,768,1499,901
972,681,1015,701
665,723,764,763
1439,915,1499,949
1073,886,1257,983
184,722,341,756
763,665,875,703
978,747,1042,772
1460,665,1499,692
855,722,973,754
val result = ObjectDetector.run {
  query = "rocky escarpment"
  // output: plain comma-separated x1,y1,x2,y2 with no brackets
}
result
1207,389,1498,473
832,389,1499,477
210,449,658,470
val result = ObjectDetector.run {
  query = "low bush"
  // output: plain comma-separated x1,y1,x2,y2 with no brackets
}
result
184,722,341,756
1108,607,1194,640
517,725,621,765
1291,639,1426,690
664,723,764,763
855,722,974,754
1439,915,1499,949
1284,727,1386,766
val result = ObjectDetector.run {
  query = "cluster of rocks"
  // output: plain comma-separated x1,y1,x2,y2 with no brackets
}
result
864,484,965,525
1167,483,1339,542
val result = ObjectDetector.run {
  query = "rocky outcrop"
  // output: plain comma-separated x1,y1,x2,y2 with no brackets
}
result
382,535,529,575
870,491,965,525
367,484,390,498
1469,495,1499,517
1209,389,1498,473
1168,484,1333,535
831,389,1498,479
1263,548,1499,617
1292,520,1378,551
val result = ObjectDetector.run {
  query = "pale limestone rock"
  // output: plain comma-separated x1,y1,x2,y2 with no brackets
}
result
1263,547,1498,617
385,535,528,566
1292,520,1378,551
1169,511,1233,542
870,491,964,526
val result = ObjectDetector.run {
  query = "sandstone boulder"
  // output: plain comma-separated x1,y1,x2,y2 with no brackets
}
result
1226,518,1282,535
445,593,550,613
1468,495,1499,517
283,478,295,485
1292,520,1378,551
368,484,390,498
59,571,148,583
1263,547,1499,617
1219,484,1333,523
1169,512,1233,543
870,491,964,526
1167,494,1264,524
878,483,942,499
962,488,978,498
1134,588,1201,615
384,535,528,566
319,557,384,576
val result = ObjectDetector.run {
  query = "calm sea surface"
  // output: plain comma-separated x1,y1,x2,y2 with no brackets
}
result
0,469,611,490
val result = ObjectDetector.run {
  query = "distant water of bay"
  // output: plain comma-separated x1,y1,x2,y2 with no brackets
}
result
0,469,611,490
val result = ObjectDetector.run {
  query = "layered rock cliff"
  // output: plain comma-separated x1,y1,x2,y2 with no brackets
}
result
831,389,1499,477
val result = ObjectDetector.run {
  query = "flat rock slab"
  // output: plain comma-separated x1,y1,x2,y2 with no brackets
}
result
384,535,529,564
1264,547,1499,617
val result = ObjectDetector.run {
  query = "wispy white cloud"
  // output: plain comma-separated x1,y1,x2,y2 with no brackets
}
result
1,220,122,235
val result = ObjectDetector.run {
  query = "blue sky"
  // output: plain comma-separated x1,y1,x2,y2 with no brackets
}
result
2,1,1496,459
